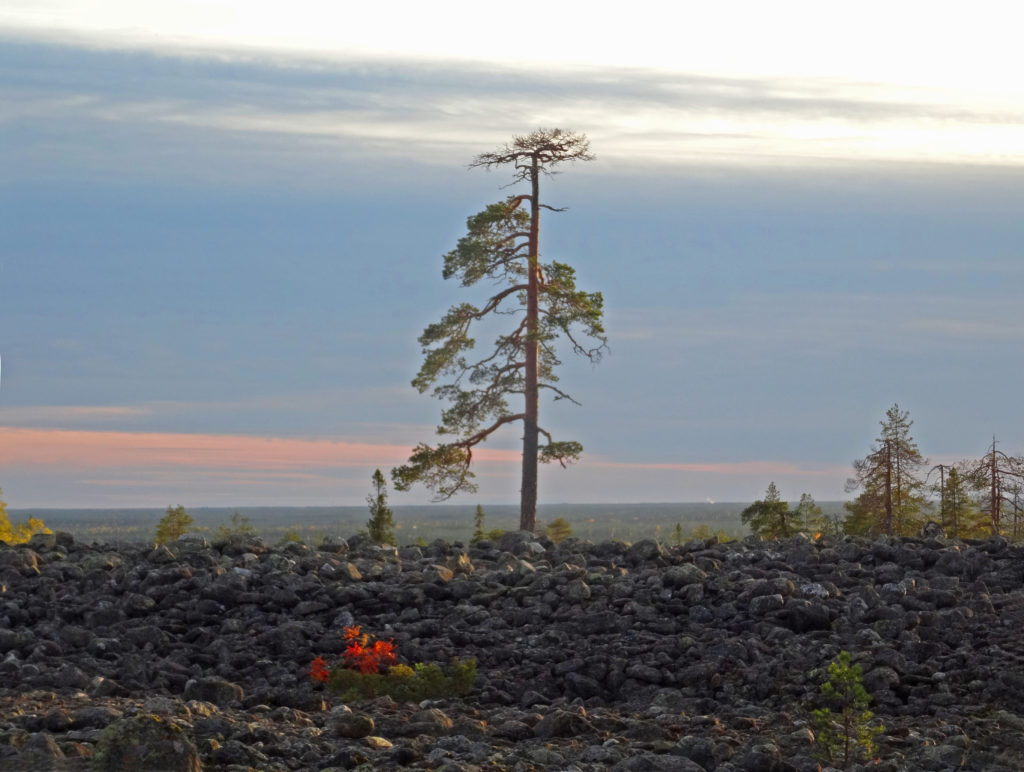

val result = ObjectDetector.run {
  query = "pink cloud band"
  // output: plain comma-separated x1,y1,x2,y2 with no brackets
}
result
0,427,519,471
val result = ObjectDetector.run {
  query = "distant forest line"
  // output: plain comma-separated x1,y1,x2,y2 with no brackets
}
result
10,501,850,546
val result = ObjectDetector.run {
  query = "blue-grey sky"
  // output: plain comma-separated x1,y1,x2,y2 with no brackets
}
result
2,2,1023,508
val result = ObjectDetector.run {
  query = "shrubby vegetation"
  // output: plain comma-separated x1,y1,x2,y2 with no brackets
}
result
277,529,303,544
326,660,478,703
154,505,194,546
214,511,258,541
0,488,50,545
543,517,572,543
309,626,476,702
670,523,738,545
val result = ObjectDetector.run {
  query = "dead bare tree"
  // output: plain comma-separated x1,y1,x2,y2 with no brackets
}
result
965,437,1024,536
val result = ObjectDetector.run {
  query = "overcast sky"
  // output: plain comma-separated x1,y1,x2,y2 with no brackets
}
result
2,2,1023,508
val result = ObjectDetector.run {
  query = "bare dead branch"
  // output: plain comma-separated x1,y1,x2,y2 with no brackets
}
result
539,383,582,405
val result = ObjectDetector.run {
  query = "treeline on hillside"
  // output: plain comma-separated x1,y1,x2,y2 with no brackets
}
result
9,501,771,546
744,404,1024,541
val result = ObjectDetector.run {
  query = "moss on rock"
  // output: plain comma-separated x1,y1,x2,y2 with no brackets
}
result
92,714,201,772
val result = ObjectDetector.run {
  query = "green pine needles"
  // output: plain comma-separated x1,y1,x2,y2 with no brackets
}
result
811,651,884,768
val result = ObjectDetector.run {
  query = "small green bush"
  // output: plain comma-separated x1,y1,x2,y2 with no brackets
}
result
545,517,572,543
214,511,257,541
326,659,477,702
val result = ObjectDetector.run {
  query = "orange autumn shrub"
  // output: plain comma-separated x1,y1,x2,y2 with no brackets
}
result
342,626,397,674
308,625,475,702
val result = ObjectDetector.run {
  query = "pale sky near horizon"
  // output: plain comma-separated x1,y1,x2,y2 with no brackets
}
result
2,2,1023,508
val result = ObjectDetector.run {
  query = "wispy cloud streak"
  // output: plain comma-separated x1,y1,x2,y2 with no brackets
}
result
0,405,151,424
594,459,848,477
0,427,520,470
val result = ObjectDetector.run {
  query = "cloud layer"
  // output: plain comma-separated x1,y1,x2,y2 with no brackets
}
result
4,36,1024,194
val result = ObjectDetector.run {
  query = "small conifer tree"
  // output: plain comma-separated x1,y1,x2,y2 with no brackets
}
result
155,505,194,546
470,504,486,545
366,469,395,545
794,492,826,533
811,651,883,768
545,517,572,543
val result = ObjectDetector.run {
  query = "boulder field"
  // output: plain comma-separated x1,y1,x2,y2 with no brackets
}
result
2,528,1024,770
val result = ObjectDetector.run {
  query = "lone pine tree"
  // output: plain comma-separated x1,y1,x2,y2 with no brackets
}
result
845,404,927,537
471,504,486,546
366,469,396,545
393,129,605,532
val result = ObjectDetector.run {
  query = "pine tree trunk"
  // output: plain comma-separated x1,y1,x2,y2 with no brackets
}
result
519,156,541,532
884,440,893,536
990,445,1000,534
938,466,946,534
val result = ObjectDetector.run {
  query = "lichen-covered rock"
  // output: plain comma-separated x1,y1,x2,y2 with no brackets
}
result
332,711,375,738
0,732,65,772
92,715,201,772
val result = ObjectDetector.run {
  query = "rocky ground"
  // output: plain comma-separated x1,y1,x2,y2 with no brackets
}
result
2,528,1024,770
